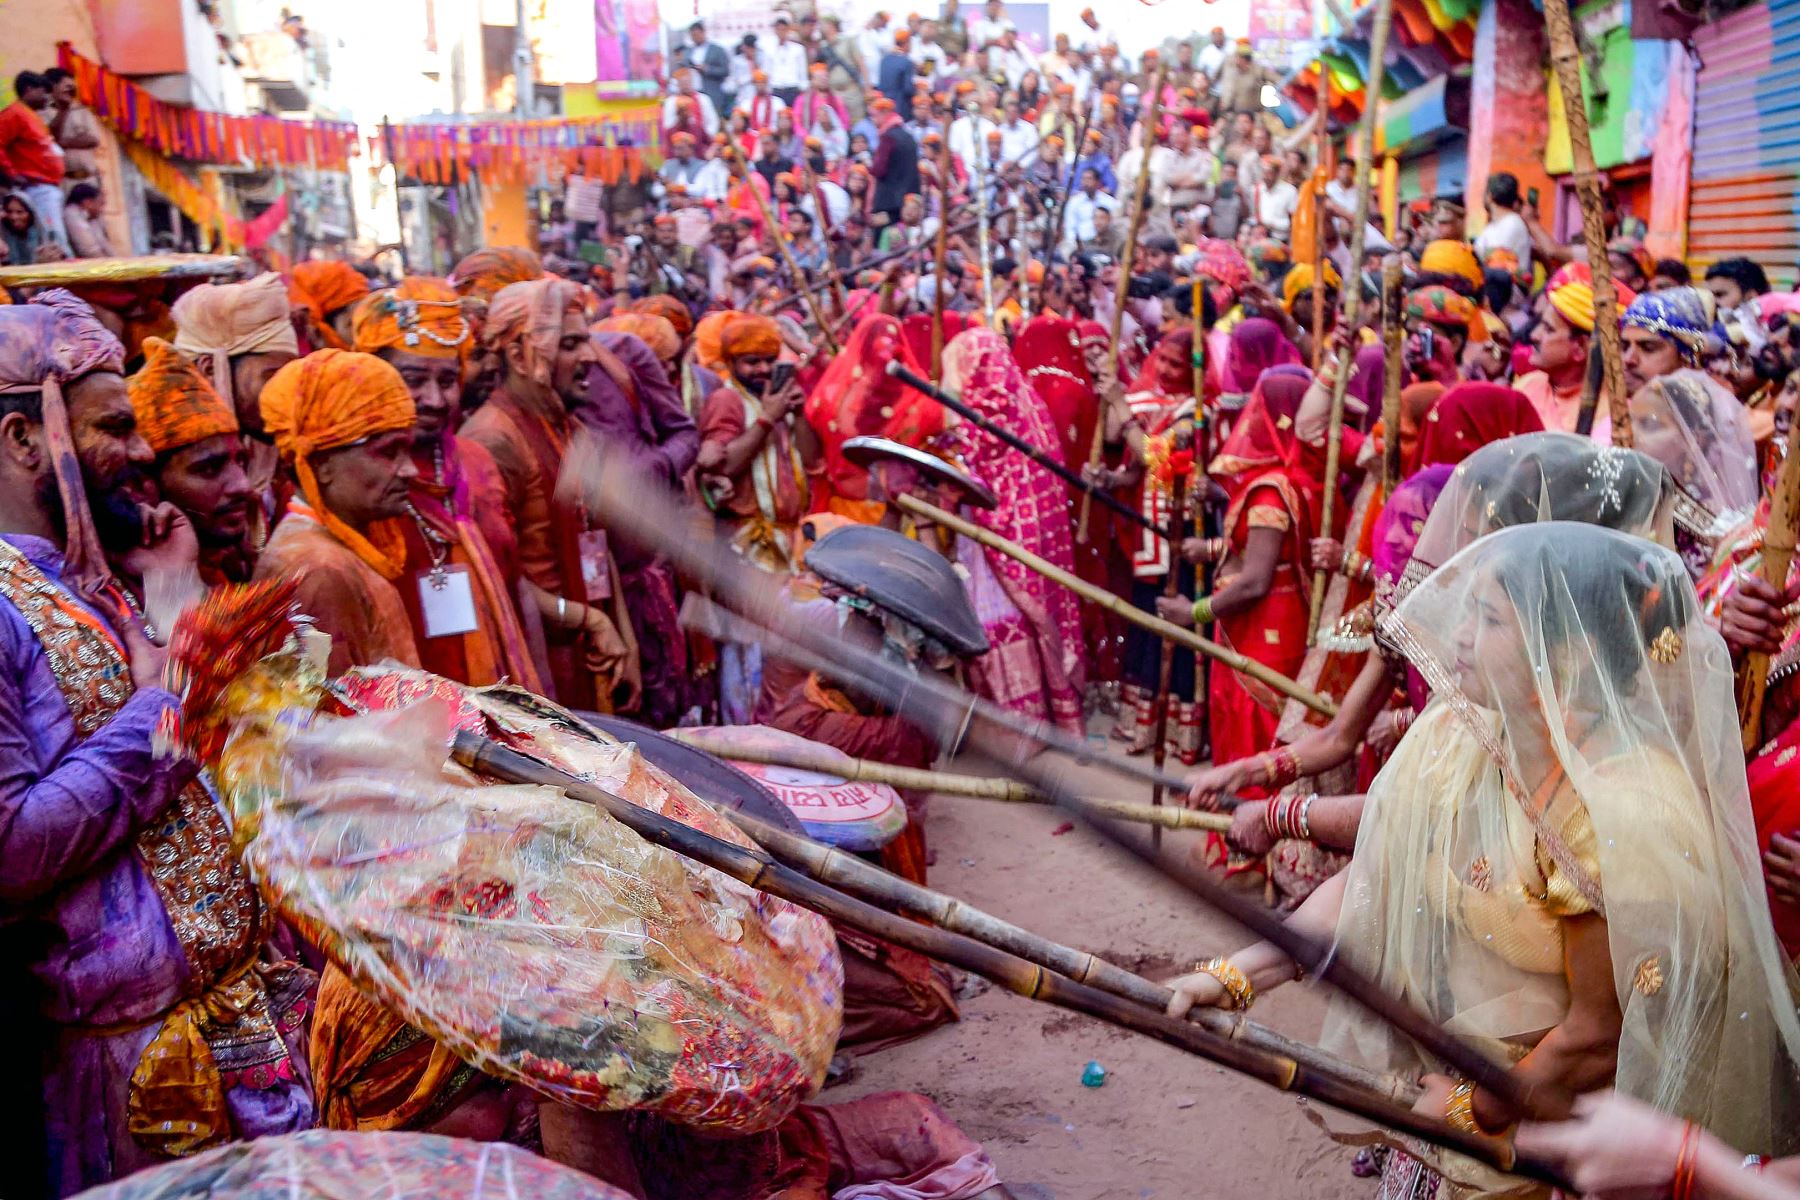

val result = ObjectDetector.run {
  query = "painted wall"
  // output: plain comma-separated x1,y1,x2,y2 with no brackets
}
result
1464,0,1554,235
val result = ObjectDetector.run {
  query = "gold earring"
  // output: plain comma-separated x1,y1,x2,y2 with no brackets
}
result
1648,626,1683,664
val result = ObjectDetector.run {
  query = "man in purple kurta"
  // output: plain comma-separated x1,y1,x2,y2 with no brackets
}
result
575,329,702,726
0,292,314,1197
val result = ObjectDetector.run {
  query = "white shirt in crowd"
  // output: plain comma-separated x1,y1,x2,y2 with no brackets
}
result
910,39,951,82
1259,177,1300,235
1062,188,1118,249
727,52,760,103
949,113,998,174
1072,21,1115,55
659,156,728,202
857,26,895,75
1474,208,1532,273
662,91,721,137
1197,40,1228,82
995,117,1035,167
767,37,810,90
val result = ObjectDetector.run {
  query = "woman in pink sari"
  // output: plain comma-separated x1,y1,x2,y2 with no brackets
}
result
943,327,1086,734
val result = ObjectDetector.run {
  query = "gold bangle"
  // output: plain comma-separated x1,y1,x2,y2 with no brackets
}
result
1193,956,1256,1011
1191,595,1215,625
1444,1080,1480,1135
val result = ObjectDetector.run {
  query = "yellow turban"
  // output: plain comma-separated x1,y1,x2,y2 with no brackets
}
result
128,337,238,455
260,349,416,579
1281,261,1341,313
351,276,472,360
719,314,783,362
1419,239,1484,291
482,278,587,391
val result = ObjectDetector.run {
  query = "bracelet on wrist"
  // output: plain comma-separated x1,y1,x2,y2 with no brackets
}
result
1259,745,1301,789
1444,1080,1481,1135
1673,1121,1700,1200
1192,956,1256,1011
1191,595,1215,626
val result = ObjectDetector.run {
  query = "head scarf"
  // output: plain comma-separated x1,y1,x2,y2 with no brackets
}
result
128,336,237,456
1280,261,1341,314
1622,286,1717,366
1418,239,1483,290
288,262,371,350
1342,343,1388,433
597,313,680,363
1406,284,1486,343
1414,381,1543,470
1395,381,1445,477
631,294,695,340
692,310,739,372
448,247,545,304
1130,328,1195,398
0,289,126,586
1370,462,1454,593
902,311,975,368
1220,317,1302,393
1543,261,1638,334
1013,315,1095,466
481,278,585,391
259,349,416,579
808,314,942,503
1195,238,1251,306
1209,365,1319,569
719,314,782,362
171,272,300,406
1628,368,1759,519
350,276,472,361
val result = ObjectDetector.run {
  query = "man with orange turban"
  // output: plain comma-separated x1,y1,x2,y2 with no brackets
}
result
461,278,638,713
350,277,543,692
288,260,371,352
253,348,422,675
127,336,256,582
447,246,543,306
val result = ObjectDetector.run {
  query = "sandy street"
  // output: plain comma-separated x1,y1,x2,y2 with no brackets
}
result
820,742,1372,1200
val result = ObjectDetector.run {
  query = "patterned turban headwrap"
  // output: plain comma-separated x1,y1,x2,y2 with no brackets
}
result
1406,285,1486,342
693,310,738,371
1418,239,1484,290
351,276,472,360
0,289,126,586
631,294,695,340
1543,261,1637,334
1246,238,1288,272
128,336,237,456
719,314,782,362
482,278,586,390
448,247,545,304
1621,286,1717,366
288,261,371,350
260,349,416,579
171,273,299,406
1281,261,1341,313
1195,238,1251,305
598,313,680,362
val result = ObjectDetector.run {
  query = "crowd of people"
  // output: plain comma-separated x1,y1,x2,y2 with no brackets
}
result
0,68,112,262
8,7,1800,1200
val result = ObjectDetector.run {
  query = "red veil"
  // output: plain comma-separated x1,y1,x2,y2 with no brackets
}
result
806,314,949,507
1013,315,1094,467
900,311,976,373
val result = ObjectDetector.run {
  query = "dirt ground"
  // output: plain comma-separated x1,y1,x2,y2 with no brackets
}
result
819,738,1371,1200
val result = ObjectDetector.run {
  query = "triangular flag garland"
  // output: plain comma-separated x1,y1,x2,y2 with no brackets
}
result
378,107,664,186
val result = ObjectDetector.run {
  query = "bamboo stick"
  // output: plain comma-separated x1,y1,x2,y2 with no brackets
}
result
457,732,1561,1185
662,730,1233,831
1378,256,1406,497
887,361,1168,539
1306,0,1395,646
1077,57,1168,546
969,95,996,325
931,134,953,383
580,449,1555,1123
722,141,840,356
1040,102,1094,311
1737,415,1800,751
1148,474,1189,846
1542,0,1630,445
895,492,1337,718
1311,67,1330,375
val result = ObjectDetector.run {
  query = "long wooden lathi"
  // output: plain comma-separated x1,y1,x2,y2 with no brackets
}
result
456,733,1563,1185
896,492,1336,717
1378,257,1406,497
723,141,840,355
1306,0,1395,645
1148,474,1189,844
1737,414,1800,750
1077,57,1168,545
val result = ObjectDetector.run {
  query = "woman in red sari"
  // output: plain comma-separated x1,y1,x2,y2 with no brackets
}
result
1412,380,1543,470
805,314,949,520
1159,365,1320,768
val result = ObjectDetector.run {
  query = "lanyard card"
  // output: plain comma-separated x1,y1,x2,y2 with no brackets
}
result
417,564,480,638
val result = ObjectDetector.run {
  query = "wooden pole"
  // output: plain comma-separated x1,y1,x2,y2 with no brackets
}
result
1543,0,1631,445
1077,56,1168,545
931,135,953,383
1378,256,1406,497
969,96,996,325
895,492,1337,717
722,141,840,356
1311,66,1330,374
887,362,1169,539
663,730,1234,830
1148,474,1188,846
1737,416,1800,751
457,732,1563,1185
578,449,1563,1123
1306,0,1394,645
1039,101,1094,311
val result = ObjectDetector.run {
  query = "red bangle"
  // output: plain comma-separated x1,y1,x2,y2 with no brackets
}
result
1672,1122,1699,1200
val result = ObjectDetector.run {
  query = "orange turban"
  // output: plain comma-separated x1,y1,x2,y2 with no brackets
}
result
598,313,680,362
351,276,472,360
448,247,544,304
260,349,416,579
128,336,237,455
288,261,371,350
482,278,586,390
693,310,738,370
1418,239,1484,291
631,294,694,340
719,314,782,362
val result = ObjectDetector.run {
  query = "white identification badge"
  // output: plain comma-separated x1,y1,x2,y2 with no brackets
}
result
417,565,480,638
578,529,613,602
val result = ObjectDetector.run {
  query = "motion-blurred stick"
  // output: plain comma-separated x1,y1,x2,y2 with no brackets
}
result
1378,256,1406,496
722,140,839,356
1737,414,1800,750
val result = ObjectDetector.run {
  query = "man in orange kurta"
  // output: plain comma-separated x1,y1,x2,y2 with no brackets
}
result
350,277,543,692
251,349,422,676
